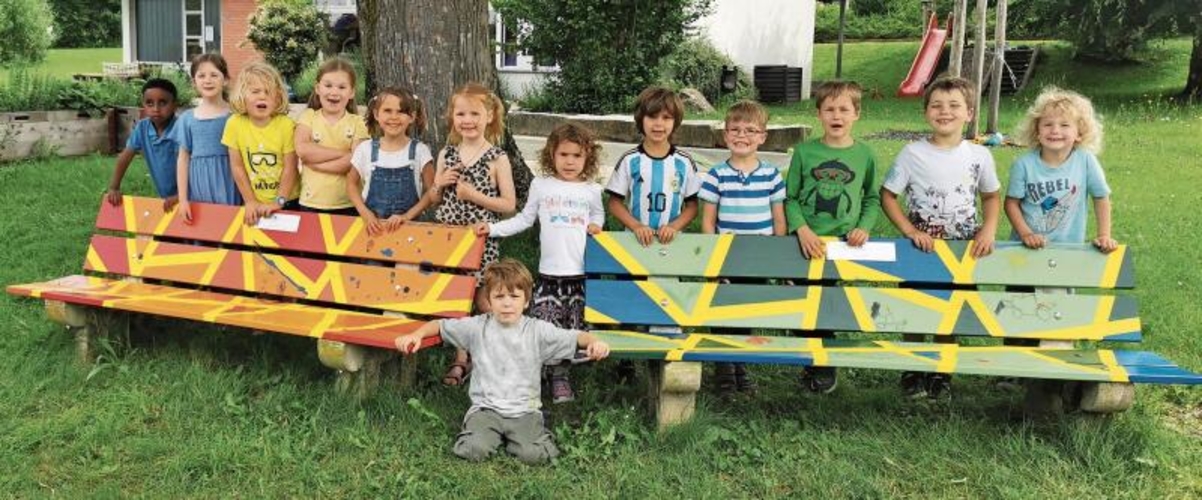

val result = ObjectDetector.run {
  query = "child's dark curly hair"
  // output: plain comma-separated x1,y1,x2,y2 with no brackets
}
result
538,122,600,181
365,86,426,138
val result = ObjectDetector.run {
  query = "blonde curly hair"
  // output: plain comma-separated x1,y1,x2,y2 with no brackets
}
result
1015,86,1104,154
229,61,289,117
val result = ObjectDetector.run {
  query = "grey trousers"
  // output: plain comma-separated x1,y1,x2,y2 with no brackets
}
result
453,408,559,465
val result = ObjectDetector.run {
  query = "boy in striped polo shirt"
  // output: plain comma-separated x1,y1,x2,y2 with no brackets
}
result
784,80,882,395
699,100,787,395
606,86,702,247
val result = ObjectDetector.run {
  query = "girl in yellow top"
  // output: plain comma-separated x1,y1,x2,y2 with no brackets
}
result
223,61,300,224
294,57,369,215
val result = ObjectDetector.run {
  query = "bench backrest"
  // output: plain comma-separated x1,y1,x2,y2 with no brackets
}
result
88,197,484,319
585,232,1140,343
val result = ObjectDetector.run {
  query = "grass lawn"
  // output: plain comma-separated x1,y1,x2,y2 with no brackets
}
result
0,47,123,82
1,41,1200,497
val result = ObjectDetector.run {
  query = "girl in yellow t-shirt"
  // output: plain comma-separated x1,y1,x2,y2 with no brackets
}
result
222,61,300,224
294,57,369,215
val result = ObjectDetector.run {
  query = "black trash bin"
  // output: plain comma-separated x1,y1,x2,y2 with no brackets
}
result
754,65,804,104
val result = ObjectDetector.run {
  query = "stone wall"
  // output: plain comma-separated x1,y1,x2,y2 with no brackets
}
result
0,108,140,162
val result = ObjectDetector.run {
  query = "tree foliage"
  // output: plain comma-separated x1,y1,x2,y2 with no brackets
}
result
49,0,120,48
0,0,55,67
246,0,328,81
493,0,712,114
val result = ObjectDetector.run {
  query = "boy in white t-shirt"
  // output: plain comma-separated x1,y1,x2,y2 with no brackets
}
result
880,76,1001,401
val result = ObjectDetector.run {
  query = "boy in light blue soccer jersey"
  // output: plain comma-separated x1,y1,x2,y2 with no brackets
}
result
605,86,702,246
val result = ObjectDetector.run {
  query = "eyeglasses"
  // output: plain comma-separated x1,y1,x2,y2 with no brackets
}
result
725,127,764,137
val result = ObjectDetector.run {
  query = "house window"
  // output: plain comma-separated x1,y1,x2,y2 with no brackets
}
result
183,0,204,61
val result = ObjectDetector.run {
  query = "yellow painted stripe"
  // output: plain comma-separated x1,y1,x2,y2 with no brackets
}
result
85,245,109,273
705,298,811,322
807,256,824,281
936,291,968,334
141,248,228,269
801,286,822,330
665,334,704,361
584,306,619,324
241,252,256,292
594,329,683,345
1017,318,1142,341
935,344,959,373
385,299,474,315
703,234,734,278
1093,295,1116,325
202,296,245,322
445,231,479,268
933,241,977,284
634,280,690,325
963,293,1006,337
877,287,953,310
424,273,455,303
874,341,941,365
1096,350,1131,382
807,338,829,366
307,311,340,338
1099,246,1126,288
1024,349,1113,377
832,259,902,283
122,196,138,233
198,249,230,286
320,215,367,256
593,233,649,276
691,282,718,321
220,211,243,243
843,287,877,332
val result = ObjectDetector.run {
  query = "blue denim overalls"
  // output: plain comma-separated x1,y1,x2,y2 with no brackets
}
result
364,138,422,218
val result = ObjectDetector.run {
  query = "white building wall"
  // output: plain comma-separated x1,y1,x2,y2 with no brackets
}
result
698,0,816,98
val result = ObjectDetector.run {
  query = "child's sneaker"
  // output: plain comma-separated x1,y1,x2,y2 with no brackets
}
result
899,371,927,399
927,373,953,402
733,363,757,394
714,363,738,397
800,366,838,394
547,363,574,404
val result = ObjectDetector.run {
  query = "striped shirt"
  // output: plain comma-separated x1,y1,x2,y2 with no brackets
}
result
605,145,702,229
699,161,786,235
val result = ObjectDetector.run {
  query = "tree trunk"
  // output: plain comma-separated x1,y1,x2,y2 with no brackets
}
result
1184,27,1202,100
359,0,532,202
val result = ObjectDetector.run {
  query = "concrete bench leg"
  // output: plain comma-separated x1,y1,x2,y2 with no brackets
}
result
318,340,394,399
1079,382,1135,413
46,301,130,365
648,361,702,430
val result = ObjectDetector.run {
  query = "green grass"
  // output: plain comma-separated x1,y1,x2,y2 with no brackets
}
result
2,40,1201,497
0,47,123,81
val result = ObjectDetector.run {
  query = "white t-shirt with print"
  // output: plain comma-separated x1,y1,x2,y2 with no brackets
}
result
882,139,1000,239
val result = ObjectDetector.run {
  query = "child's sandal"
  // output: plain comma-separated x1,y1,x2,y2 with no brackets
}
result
442,360,472,386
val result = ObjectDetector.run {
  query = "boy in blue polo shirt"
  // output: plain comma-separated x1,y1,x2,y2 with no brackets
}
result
699,100,786,395
105,78,181,209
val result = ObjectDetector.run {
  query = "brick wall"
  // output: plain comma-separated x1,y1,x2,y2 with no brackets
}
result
221,0,264,79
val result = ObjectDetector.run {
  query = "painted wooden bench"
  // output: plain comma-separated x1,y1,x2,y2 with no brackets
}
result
6,196,484,396
584,232,1202,427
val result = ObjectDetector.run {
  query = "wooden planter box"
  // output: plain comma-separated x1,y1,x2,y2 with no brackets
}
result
1,107,140,162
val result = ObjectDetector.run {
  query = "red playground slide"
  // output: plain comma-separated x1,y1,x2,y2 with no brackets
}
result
897,14,949,97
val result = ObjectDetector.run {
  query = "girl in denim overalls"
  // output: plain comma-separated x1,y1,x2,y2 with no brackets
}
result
347,87,434,235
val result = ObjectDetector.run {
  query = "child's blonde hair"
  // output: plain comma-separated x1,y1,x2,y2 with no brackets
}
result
539,123,600,181
229,61,289,116
366,86,426,138
446,82,505,145
1015,86,1104,154
725,100,769,129
813,80,863,112
306,56,358,112
481,258,533,301
634,86,684,137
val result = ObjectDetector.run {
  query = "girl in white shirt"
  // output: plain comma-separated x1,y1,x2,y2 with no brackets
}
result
476,123,604,403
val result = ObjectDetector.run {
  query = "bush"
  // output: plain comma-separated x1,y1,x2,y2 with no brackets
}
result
0,0,55,66
814,1,923,42
246,0,328,81
50,0,120,48
657,36,755,106
0,68,196,114
0,70,71,112
494,0,712,114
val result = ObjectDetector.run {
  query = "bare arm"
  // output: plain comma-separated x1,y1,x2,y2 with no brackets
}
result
771,203,787,236
277,152,300,205
700,202,718,234
105,149,138,205
576,331,610,361
228,147,257,204
1092,196,1117,252
882,188,933,252
394,320,443,354
1004,197,1044,248
294,123,347,164
459,156,516,214
668,197,698,231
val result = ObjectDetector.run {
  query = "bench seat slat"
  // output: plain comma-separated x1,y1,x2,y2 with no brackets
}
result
591,331,1202,385
98,196,485,270
7,276,442,350
585,279,1141,342
85,234,476,317
585,232,1134,289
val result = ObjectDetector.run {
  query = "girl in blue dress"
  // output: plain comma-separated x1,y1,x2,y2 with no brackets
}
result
175,53,241,222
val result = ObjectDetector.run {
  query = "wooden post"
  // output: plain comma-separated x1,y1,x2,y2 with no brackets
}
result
986,0,1007,134
949,0,968,77
650,361,702,429
969,0,988,138
836,0,848,79
58,303,130,365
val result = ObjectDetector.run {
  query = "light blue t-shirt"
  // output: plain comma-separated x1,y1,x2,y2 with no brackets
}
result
1006,148,1110,243
126,116,179,198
